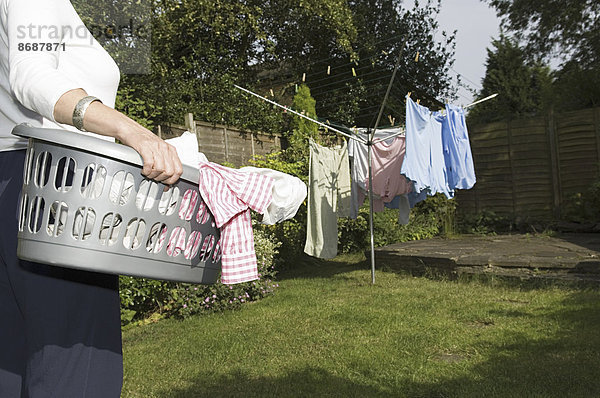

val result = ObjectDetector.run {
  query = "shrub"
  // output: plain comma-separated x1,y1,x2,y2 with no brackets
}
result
120,223,281,325
457,210,513,235
337,194,458,254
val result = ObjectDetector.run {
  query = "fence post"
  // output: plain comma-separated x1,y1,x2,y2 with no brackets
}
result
250,133,255,159
595,107,600,175
506,119,517,218
223,126,229,163
184,113,196,134
547,107,562,219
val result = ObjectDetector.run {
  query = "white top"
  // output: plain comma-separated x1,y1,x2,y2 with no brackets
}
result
0,0,120,151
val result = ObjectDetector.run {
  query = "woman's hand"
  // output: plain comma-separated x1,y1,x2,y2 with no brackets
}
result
54,89,183,185
117,122,183,186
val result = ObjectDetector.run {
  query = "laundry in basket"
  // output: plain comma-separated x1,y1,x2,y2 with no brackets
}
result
13,124,221,284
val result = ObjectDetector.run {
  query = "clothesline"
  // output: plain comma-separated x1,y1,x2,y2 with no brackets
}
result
235,84,493,286
234,84,367,145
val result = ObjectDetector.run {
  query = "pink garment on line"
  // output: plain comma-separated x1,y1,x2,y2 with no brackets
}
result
361,136,411,211
197,161,274,285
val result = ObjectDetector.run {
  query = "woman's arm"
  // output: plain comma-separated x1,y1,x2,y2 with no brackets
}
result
54,89,182,185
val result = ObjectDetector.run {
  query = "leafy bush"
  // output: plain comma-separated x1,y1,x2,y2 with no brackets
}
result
338,194,458,253
561,171,600,223
120,224,281,325
457,210,513,235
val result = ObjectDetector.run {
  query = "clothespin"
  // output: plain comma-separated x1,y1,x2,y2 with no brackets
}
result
415,51,420,62
416,99,420,105
327,65,331,75
269,88,274,97
407,91,412,98
388,115,395,126
302,73,306,82
352,67,356,77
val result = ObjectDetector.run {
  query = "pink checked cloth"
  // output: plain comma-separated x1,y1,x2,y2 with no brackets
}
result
197,161,274,284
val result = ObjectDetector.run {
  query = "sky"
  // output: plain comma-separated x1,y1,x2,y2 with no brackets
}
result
429,0,501,105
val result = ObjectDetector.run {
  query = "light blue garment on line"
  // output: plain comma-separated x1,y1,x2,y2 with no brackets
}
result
401,96,453,203
441,104,476,190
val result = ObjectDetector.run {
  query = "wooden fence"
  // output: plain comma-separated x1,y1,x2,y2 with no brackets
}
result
158,113,283,167
455,106,600,221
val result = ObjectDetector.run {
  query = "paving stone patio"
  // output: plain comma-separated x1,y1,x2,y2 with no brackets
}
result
375,233,600,284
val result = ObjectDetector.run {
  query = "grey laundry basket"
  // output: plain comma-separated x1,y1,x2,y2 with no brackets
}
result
13,124,221,284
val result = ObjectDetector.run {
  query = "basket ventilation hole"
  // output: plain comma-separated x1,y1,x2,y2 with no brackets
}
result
123,218,146,250
27,196,45,234
72,206,96,241
136,180,159,211
179,189,199,221
184,231,203,260
18,194,29,232
55,157,76,193
34,152,52,188
199,235,215,262
109,171,135,206
146,222,168,254
99,213,123,246
46,201,68,237
158,186,180,216
23,147,35,185
80,164,107,199
166,227,187,257
212,240,222,263
195,201,210,224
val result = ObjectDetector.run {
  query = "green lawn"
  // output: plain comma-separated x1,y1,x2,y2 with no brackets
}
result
122,254,600,397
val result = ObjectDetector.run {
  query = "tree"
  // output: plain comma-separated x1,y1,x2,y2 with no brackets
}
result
467,35,552,124
483,0,600,110
294,0,457,127
74,0,457,133
287,84,319,162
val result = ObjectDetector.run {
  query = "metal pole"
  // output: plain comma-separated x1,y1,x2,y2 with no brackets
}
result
367,137,376,285
463,93,498,109
367,47,405,285
372,127,405,145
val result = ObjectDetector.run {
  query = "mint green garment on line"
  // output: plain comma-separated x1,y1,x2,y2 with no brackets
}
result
304,139,351,259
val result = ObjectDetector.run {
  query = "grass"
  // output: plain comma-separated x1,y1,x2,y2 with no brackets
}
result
122,254,600,397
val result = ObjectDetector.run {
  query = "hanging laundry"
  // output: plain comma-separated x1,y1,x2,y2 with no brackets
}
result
366,135,412,204
402,96,453,204
384,194,411,225
441,104,476,190
348,128,411,224
304,138,351,259
348,128,398,217
198,161,274,285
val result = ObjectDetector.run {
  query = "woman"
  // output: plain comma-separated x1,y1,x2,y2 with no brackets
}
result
0,0,182,396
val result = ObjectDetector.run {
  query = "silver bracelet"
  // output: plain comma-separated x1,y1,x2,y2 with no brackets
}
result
72,95,102,132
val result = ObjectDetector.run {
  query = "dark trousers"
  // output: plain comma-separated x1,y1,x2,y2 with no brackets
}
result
0,150,123,397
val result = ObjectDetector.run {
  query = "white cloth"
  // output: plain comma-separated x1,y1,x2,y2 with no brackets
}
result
0,0,121,151
239,166,307,225
165,131,208,170
166,131,306,226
